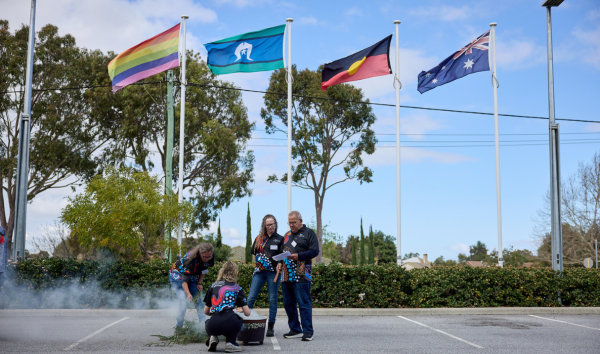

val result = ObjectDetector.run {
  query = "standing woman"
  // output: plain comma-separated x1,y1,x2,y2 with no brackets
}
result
246,214,283,337
169,243,215,328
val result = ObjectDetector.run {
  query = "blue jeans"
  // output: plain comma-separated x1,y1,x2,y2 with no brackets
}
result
246,270,279,323
281,281,313,335
169,273,205,327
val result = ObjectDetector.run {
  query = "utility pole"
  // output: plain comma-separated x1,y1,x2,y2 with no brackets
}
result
543,0,564,272
13,0,36,261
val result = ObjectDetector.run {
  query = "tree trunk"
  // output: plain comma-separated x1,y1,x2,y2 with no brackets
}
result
314,194,323,264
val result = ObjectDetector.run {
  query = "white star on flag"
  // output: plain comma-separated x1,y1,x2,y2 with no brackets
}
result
441,66,445,70
463,58,474,70
432,78,438,84
425,73,431,77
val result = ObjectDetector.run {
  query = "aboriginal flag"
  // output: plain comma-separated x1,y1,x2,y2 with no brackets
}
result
321,35,392,91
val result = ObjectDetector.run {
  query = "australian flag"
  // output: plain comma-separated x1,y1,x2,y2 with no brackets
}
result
417,30,490,94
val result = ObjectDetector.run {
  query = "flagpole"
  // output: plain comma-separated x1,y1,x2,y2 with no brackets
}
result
286,18,293,215
490,23,503,268
177,15,188,257
393,20,402,266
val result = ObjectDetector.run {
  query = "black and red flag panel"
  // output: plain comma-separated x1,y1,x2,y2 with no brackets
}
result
321,35,392,91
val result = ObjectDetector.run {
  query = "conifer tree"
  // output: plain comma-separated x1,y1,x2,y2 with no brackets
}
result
351,237,357,265
246,203,252,263
217,218,222,249
360,218,366,266
368,225,375,264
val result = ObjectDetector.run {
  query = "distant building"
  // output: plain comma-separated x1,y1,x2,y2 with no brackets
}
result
229,246,246,263
465,260,484,267
401,254,431,270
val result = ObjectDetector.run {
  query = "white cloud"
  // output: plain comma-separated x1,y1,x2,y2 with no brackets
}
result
3,0,217,54
374,114,445,140
447,243,469,254
213,0,271,8
297,16,324,26
586,8,600,21
495,39,545,69
362,145,474,166
410,6,476,22
201,220,243,246
343,6,362,17
572,26,600,70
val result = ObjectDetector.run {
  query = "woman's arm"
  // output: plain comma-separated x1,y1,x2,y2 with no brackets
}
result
242,305,251,317
181,282,193,301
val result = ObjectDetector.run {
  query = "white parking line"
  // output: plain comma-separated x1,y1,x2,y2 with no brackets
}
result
529,315,600,331
63,317,129,351
398,316,483,349
270,336,281,350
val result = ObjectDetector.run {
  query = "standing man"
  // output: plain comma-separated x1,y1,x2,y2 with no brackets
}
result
277,211,319,341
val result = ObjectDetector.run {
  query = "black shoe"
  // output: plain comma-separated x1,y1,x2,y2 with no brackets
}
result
283,330,303,339
266,322,275,337
301,333,313,341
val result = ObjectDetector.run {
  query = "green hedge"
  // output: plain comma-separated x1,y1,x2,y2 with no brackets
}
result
1,259,599,309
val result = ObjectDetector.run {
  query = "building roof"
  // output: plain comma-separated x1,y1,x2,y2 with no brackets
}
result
465,261,484,267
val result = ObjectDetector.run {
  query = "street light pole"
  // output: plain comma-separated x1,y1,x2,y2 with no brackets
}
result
13,0,36,261
543,0,563,272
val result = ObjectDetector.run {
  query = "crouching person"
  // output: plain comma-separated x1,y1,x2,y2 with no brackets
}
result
169,243,215,329
204,261,250,353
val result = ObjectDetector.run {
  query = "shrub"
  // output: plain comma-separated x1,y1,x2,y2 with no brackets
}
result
1,259,598,309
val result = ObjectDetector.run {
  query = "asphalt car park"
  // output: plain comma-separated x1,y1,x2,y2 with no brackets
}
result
1,313,599,353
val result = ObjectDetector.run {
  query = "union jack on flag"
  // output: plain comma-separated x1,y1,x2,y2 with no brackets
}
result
417,30,491,94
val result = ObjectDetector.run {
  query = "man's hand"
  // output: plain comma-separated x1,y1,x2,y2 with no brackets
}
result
196,283,203,292
276,263,282,272
288,253,299,261
187,293,193,302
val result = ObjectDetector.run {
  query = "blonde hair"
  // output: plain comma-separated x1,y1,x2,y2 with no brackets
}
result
216,261,239,283
183,243,214,266
254,214,277,252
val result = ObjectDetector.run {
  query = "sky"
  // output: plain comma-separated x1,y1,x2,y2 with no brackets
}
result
2,0,600,261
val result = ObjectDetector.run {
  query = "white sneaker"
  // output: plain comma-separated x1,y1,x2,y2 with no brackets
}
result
208,336,219,352
225,342,242,352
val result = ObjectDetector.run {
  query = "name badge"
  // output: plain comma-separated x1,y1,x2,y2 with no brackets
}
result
202,269,209,274
270,245,278,250
291,241,297,247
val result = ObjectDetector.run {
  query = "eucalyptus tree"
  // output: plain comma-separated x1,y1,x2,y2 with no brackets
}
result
261,66,377,263
100,50,255,231
0,21,117,251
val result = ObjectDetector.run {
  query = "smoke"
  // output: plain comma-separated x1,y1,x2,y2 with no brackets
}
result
0,269,180,310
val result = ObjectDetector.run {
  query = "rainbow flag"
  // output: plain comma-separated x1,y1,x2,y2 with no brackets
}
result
108,24,180,92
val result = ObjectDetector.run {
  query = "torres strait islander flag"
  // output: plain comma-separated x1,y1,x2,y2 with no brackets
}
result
321,35,392,90
108,24,180,92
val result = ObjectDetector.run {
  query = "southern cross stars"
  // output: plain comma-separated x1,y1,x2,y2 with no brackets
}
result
463,58,474,70
425,73,431,77
432,78,438,84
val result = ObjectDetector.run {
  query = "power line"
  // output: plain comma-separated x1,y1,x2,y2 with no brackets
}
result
249,137,600,143
247,141,600,149
3,79,596,124
185,81,599,124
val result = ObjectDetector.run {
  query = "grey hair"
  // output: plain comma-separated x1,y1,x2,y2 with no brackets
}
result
288,211,302,220
183,243,214,266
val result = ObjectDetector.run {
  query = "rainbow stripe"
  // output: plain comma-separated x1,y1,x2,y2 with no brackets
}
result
108,24,180,92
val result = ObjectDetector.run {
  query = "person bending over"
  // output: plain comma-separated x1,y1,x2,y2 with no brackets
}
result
204,261,250,353
277,210,319,342
246,214,283,337
169,243,214,328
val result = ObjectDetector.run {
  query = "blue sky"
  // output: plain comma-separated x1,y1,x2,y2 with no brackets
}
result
4,0,600,260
